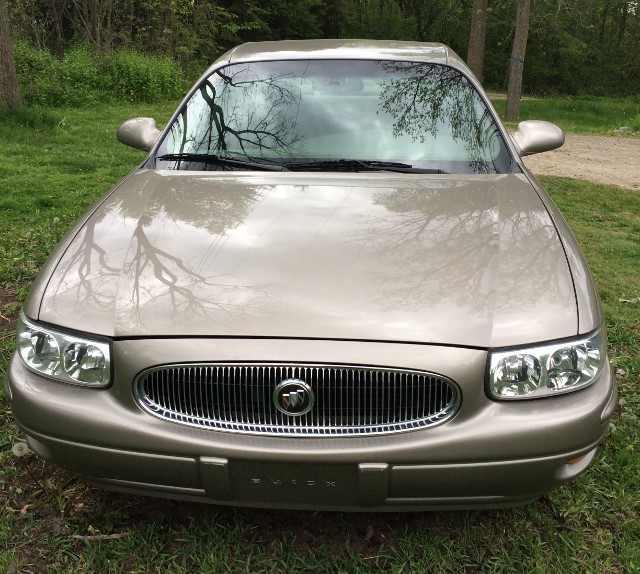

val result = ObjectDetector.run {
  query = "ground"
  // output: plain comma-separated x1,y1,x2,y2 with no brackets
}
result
523,134,640,190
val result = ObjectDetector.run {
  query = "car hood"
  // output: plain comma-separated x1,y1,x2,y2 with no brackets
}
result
36,170,577,348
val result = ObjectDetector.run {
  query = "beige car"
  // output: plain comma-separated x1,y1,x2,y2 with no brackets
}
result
5,40,617,510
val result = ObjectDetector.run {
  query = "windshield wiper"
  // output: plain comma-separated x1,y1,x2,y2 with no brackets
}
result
283,159,447,174
158,154,448,174
157,153,287,171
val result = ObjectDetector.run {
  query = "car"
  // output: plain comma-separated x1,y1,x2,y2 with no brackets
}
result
5,40,617,510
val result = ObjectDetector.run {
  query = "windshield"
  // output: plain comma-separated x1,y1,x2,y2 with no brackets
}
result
157,59,513,174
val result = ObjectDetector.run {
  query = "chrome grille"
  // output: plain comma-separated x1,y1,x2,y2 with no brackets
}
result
135,363,460,436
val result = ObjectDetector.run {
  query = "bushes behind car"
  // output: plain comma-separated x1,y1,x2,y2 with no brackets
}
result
13,42,185,106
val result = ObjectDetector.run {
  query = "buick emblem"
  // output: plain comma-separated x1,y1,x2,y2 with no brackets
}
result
273,379,314,416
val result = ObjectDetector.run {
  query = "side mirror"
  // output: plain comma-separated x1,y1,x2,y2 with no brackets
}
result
117,117,161,151
511,120,564,157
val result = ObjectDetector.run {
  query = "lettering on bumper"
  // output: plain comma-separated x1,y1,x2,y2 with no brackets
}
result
250,478,338,488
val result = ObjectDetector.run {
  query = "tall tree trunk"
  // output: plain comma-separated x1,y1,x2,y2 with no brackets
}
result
505,0,532,121
467,0,488,81
618,2,628,47
598,0,610,44
51,0,66,58
0,0,22,110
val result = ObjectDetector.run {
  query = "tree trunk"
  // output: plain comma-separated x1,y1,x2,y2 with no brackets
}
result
618,2,628,47
505,0,532,121
51,0,66,58
598,0,610,44
0,0,22,110
466,0,488,81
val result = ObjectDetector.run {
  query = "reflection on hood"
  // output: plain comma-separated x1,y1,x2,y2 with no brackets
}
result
38,170,576,348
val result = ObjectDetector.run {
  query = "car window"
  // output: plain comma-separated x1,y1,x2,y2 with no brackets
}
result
157,60,513,174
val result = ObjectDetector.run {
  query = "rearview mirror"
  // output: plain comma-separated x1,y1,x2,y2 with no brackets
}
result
511,120,564,156
117,117,161,151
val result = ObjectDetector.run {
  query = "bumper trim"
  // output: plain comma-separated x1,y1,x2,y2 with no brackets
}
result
200,457,231,500
359,463,389,506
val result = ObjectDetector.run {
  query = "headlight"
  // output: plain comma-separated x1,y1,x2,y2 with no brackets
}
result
17,312,111,387
488,330,605,400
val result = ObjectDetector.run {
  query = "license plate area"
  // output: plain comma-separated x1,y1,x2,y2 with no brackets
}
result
231,461,358,505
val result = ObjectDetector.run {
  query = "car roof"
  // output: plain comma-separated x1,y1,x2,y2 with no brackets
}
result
213,39,469,72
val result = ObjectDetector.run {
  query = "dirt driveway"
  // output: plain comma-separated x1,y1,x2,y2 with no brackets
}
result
522,134,640,190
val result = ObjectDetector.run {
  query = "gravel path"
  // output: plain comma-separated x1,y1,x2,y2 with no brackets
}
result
522,134,640,190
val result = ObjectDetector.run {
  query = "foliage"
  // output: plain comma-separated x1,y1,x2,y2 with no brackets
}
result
102,50,185,102
126,0,263,77
13,41,184,106
6,0,640,96
257,0,324,40
482,0,640,95
0,102,638,573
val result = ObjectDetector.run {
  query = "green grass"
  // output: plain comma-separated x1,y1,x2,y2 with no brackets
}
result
491,95,640,135
1,103,639,573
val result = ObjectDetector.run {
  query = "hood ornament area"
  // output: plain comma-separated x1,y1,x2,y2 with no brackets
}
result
273,379,314,416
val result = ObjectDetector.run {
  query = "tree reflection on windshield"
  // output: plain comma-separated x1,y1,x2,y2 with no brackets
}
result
158,60,512,174
197,72,301,156
378,62,507,173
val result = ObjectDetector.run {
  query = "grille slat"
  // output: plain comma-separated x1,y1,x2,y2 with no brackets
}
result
135,363,460,436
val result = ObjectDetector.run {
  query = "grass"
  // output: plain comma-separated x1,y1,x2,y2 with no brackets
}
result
1,103,639,573
491,95,640,135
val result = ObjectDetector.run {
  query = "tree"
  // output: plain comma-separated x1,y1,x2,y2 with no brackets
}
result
505,0,531,121
393,0,466,45
466,0,488,81
0,0,22,109
257,0,322,40
72,0,121,52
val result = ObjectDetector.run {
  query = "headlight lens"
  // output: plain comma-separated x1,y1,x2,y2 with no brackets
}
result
488,330,605,400
492,354,541,397
17,312,111,387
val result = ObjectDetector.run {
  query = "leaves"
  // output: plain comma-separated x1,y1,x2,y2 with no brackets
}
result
6,0,640,95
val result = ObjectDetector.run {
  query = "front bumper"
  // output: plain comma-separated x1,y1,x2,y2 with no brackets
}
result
7,338,617,511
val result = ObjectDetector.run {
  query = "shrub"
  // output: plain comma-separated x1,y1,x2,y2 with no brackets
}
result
59,45,103,105
12,41,58,106
13,43,184,106
102,50,184,102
